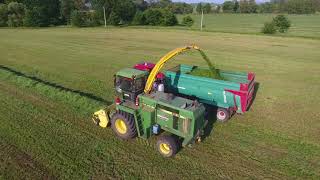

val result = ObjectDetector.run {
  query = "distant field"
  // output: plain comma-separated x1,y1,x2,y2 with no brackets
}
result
0,28,320,179
177,14,320,38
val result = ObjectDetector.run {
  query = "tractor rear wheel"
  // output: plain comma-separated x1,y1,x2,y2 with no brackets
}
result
156,136,179,158
216,108,230,122
111,111,137,140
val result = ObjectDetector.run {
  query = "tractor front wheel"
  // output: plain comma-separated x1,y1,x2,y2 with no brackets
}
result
111,111,137,140
156,136,179,158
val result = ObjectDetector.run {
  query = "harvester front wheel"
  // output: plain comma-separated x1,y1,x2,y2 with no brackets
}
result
111,111,137,140
216,108,230,122
156,136,179,158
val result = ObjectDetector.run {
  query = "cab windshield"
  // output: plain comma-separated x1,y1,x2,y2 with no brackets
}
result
115,76,145,92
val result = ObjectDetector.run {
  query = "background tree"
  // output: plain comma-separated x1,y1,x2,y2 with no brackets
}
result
233,0,239,13
60,0,75,24
70,10,85,26
92,0,136,25
143,8,162,25
132,10,146,25
168,2,193,14
24,7,42,26
222,1,235,13
273,14,291,32
249,0,257,13
181,15,194,27
196,3,202,14
133,0,148,11
0,3,8,26
203,3,211,14
262,21,276,34
160,8,177,26
287,0,316,14
258,2,275,13
7,2,25,27
22,0,61,26
108,10,121,25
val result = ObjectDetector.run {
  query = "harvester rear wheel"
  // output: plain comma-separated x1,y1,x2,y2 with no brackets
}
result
111,111,137,140
156,136,178,158
216,108,230,122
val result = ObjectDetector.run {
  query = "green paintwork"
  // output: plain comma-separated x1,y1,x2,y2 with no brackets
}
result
164,65,250,113
116,91,206,147
116,68,148,79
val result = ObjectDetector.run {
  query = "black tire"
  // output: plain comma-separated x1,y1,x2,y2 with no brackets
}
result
156,136,179,158
111,111,137,140
216,108,230,122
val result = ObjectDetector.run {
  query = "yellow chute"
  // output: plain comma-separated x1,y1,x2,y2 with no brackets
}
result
144,45,201,94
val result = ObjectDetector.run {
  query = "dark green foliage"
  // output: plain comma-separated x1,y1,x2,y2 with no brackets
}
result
134,0,148,11
239,0,257,13
70,10,100,27
132,11,145,25
119,0,136,22
60,0,75,24
143,8,163,26
266,0,318,14
143,8,177,26
273,14,291,33
0,3,8,27
196,3,202,14
167,2,193,14
108,11,121,25
161,8,177,26
203,3,211,14
222,1,235,13
7,2,25,27
181,15,194,27
287,0,317,14
91,0,136,25
258,2,275,13
71,10,85,27
262,21,276,34
23,0,60,26
23,7,42,27
234,0,240,13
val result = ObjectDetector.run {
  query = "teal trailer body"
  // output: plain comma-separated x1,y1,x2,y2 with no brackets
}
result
164,65,255,113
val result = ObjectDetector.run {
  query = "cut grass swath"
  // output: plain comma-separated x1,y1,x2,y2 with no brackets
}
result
0,68,105,117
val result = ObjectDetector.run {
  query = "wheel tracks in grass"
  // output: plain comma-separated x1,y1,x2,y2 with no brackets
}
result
0,139,57,180
0,85,122,178
212,123,320,178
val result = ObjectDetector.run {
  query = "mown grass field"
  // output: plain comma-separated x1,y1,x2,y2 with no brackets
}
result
0,27,320,179
177,14,320,38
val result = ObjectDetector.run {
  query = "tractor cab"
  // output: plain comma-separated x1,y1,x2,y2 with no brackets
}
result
114,68,148,102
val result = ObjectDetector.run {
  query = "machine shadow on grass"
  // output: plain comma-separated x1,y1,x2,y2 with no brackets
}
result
201,82,260,142
0,65,110,105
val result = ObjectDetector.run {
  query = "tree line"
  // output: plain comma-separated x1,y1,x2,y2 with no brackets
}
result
218,0,320,14
0,0,194,27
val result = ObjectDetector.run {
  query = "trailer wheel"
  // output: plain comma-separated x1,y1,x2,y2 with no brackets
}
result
216,108,230,122
111,111,137,140
156,136,178,158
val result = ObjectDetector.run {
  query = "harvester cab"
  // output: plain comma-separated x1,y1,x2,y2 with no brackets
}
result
114,68,148,103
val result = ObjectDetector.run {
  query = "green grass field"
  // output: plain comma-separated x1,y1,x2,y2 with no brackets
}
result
0,27,320,179
176,14,320,38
